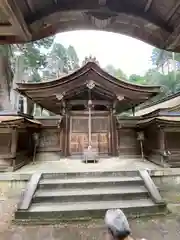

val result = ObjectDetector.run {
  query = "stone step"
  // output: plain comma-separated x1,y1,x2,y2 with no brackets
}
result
41,170,139,180
170,162,180,167
33,186,149,203
168,159,180,164
15,199,167,222
39,176,143,189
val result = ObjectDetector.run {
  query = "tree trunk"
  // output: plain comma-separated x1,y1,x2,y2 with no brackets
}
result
0,55,13,111
10,55,24,111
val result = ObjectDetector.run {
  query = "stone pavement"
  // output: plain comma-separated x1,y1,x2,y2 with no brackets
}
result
15,155,160,174
1,181,180,240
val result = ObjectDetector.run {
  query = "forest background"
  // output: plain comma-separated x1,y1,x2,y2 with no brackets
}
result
0,35,179,114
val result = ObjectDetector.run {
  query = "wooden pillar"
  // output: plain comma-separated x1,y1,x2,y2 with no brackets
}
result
110,108,117,156
132,106,135,116
108,114,112,155
64,109,70,157
159,127,165,164
11,128,18,170
11,128,18,158
18,95,24,113
113,114,118,156
159,128,165,151
26,97,34,116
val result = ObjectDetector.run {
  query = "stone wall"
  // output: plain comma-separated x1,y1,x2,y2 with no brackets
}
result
152,175,180,204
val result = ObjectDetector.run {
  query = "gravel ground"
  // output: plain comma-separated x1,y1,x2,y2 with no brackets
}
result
1,183,180,240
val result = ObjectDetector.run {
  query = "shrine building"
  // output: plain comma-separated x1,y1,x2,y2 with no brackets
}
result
2,59,180,171
16,60,159,158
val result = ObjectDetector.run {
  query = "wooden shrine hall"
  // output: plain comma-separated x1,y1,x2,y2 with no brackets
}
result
16,60,160,159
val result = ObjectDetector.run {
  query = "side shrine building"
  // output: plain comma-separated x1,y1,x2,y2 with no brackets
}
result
2,60,180,171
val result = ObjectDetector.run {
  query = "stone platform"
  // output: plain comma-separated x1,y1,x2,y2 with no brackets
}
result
15,155,160,175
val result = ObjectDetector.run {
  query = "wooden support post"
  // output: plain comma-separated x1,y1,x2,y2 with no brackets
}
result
108,114,112,155
159,128,165,165
26,97,34,116
64,109,70,157
88,105,92,146
11,128,18,158
110,108,117,156
132,106,135,116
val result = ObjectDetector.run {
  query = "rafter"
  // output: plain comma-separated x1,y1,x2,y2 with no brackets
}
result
163,2,180,49
165,23,180,50
0,0,32,40
166,1,180,22
26,0,35,13
144,0,153,12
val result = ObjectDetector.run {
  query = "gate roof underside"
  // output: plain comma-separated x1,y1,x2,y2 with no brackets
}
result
16,61,160,114
1,1,180,52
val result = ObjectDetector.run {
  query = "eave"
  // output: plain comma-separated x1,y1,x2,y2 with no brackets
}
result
0,1,180,52
16,62,160,114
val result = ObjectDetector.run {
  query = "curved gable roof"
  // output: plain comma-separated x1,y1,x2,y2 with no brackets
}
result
17,61,160,95
16,62,160,114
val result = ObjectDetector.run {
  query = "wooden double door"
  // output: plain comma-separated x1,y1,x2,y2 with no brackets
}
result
70,115,109,155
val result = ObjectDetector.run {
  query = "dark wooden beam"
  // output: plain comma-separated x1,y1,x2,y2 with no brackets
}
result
68,99,110,106
109,3,172,33
0,25,15,35
26,0,35,13
0,0,32,40
144,0,153,12
164,2,180,49
27,1,172,34
166,24,180,50
166,1,180,22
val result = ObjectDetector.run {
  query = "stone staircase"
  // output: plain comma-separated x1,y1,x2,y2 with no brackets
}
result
168,154,180,168
15,170,167,224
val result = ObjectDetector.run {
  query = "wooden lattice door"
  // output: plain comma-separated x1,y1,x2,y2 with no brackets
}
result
70,117,88,155
70,115,109,155
91,117,109,154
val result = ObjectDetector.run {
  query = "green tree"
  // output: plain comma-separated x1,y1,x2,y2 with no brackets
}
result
67,45,79,70
151,48,172,73
43,43,79,80
105,64,127,80
128,74,146,84
0,36,54,110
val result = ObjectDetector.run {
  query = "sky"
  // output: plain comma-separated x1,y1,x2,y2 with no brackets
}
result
55,30,154,77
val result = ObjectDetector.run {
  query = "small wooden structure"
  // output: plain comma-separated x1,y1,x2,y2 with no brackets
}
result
0,1,180,52
134,92,180,167
0,111,41,171
137,110,180,168
16,61,160,159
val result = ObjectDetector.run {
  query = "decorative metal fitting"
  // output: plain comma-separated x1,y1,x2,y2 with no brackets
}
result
86,80,95,89
55,93,64,100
